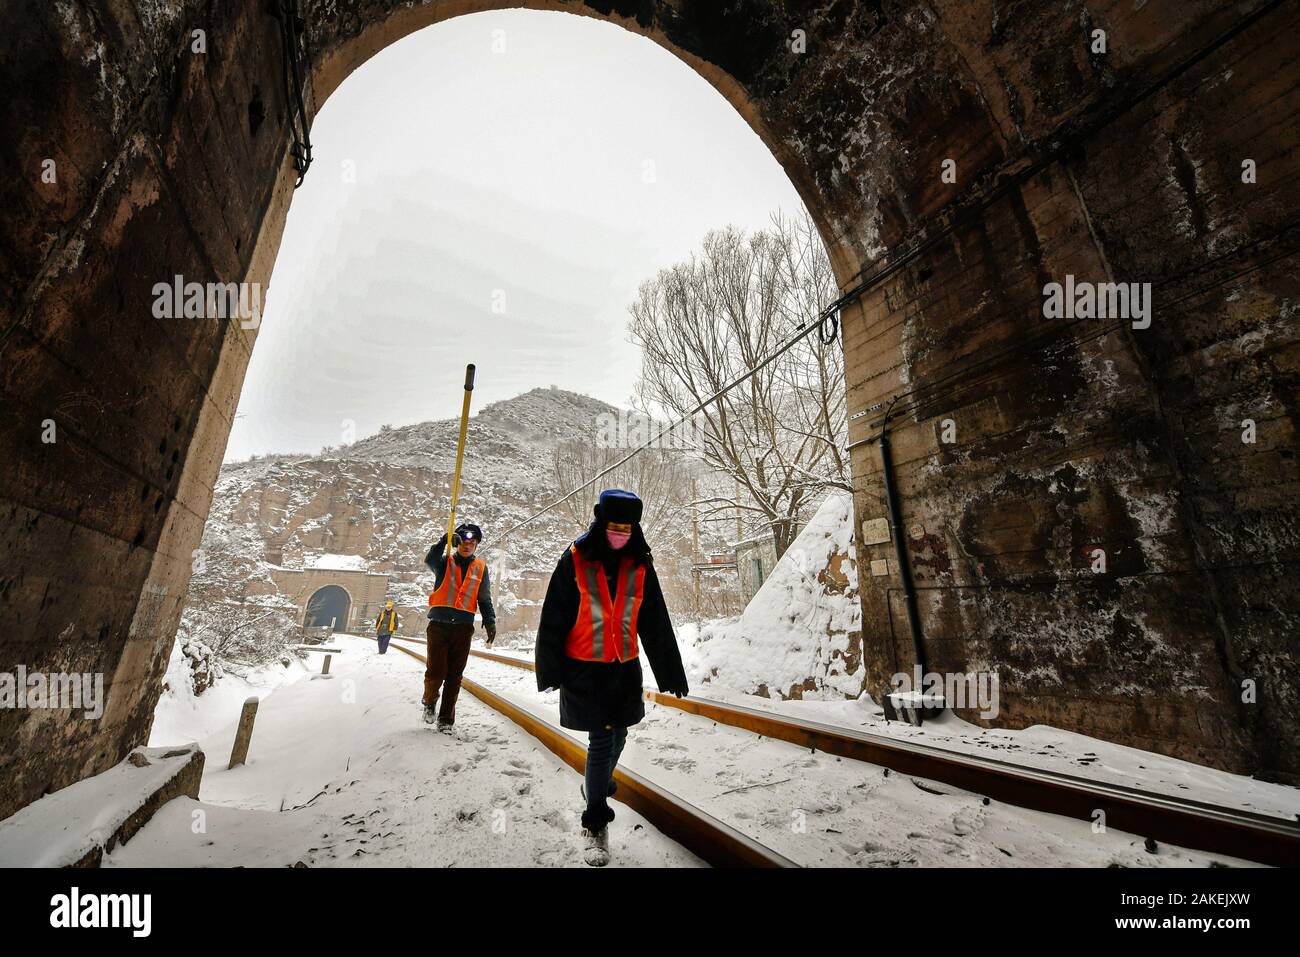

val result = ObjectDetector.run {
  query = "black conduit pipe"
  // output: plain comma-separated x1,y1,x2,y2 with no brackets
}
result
878,400,928,682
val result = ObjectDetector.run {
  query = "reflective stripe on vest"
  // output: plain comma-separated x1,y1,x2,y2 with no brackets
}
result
428,555,485,613
565,545,645,663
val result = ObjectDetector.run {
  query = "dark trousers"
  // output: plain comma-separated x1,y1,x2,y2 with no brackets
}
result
583,727,628,829
376,631,392,654
423,620,474,722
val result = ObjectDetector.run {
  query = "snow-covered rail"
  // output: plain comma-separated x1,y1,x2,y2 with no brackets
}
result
432,641,1300,867
386,639,795,868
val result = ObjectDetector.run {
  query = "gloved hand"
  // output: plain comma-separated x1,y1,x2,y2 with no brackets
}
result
446,531,462,549
484,622,496,646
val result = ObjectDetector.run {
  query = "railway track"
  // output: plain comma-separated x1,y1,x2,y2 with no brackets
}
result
387,638,1300,867
385,639,795,867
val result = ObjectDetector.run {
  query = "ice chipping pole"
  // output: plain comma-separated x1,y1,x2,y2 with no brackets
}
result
445,364,475,555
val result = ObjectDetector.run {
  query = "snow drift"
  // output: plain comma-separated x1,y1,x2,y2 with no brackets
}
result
680,492,863,700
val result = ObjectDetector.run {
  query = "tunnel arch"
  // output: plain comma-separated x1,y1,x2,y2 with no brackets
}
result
303,584,352,629
2,0,1296,820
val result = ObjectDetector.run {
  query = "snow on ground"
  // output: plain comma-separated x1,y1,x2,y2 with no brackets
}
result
682,690,1300,823
457,652,1269,867
114,635,700,868
479,643,1300,826
148,639,314,748
124,628,1295,868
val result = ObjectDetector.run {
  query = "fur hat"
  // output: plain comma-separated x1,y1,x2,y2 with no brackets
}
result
593,488,643,525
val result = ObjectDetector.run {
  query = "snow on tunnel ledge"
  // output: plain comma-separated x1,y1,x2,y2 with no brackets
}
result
0,744,204,867
307,553,368,571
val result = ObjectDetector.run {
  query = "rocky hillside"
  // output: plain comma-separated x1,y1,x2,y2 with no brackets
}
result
188,388,736,650
222,387,619,575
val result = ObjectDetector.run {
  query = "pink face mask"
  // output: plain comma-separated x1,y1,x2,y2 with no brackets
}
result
605,529,632,550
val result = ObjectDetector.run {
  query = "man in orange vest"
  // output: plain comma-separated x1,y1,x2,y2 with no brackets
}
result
422,522,496,732
534,489,687,865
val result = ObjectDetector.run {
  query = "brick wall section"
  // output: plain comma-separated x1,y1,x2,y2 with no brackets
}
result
0,0,1295,820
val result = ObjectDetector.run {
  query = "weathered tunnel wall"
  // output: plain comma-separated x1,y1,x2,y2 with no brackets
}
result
839,0,1298,780
0,0,1295,819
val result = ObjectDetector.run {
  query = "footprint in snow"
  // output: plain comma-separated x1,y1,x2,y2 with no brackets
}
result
539,808,573,831
951,803,986,837
651,756,697,773
533,844,568,867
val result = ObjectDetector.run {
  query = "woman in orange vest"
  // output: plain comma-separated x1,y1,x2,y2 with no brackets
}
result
423,522,496,732
535,489,688,866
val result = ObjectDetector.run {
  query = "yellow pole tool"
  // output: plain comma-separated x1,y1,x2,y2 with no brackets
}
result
445,363,476,553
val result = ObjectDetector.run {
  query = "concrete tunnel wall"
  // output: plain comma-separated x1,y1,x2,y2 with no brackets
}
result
0,0,1296,819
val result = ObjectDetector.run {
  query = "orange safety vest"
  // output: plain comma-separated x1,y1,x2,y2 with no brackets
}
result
565,545,646,663
428,554,486,613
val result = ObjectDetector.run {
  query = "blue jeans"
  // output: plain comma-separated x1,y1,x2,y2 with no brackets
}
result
583,727,627,829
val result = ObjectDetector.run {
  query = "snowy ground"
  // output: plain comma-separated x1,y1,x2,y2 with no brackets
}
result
686,687,1300,823
119,632,1293,868
485,643,1300,824
114,635,700,868
436,643,1282,867
148,639,315,748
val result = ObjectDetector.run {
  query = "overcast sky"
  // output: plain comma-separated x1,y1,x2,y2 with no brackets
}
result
224,9,806,462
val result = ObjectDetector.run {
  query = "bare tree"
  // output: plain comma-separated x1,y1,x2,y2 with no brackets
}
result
550,437,692,540
181,521,300,675
628,210,847,557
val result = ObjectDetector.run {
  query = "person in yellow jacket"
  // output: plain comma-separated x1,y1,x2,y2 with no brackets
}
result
374,600,399,655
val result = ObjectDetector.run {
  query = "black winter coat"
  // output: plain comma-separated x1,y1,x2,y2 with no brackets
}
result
535,538,688,732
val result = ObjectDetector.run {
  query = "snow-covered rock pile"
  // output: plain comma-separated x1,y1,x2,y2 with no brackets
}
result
177,635,220,695
679,492,863,700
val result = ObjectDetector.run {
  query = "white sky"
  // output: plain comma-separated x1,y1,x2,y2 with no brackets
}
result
225,9,805,462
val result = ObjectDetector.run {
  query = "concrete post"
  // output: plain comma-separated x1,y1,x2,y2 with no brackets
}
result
228,697,259,769
322,654,332,675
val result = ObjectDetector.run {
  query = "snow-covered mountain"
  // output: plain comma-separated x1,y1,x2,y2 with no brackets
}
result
222,387,619,574
189,388,731,651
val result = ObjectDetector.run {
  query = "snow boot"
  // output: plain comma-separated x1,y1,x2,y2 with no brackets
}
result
423,705,437,725
581,827,610,867
437,717,455,735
